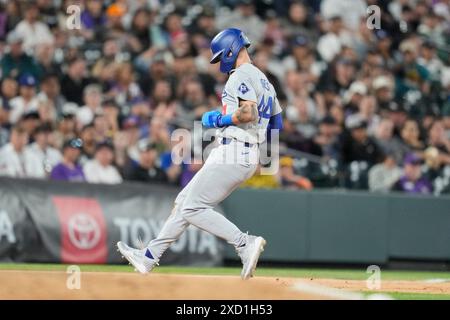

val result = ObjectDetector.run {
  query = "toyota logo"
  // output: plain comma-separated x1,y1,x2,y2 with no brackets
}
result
68,213,101,250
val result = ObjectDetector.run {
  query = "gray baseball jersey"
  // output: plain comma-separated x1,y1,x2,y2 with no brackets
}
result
218,63,282,144
145,62,281,262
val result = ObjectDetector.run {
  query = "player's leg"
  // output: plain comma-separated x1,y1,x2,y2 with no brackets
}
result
178,143,258,247
178,143,267,279
117,171,195,272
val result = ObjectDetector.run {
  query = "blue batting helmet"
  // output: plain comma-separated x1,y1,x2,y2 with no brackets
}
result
210,28,251,74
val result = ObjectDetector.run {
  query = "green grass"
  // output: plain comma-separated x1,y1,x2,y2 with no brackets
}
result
1,263,449,300
2,263,450,281
384,292,450,300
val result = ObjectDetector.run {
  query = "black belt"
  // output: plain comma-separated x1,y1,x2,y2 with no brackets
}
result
221,138,255,148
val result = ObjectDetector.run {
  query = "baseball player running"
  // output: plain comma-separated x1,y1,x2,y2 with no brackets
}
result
117,28,283,280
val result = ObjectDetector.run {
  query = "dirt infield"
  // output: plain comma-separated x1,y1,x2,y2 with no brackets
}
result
1,270,449,299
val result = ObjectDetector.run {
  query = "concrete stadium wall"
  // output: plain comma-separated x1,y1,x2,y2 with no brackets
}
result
222,189,450,264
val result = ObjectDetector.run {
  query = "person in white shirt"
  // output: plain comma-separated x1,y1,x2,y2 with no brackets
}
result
14,2,54,53
9,74,40,124
83,140,122,184
0,125,45,178
26,123,62,176
76,84,103,127
368,152,403,193
317,15,354,63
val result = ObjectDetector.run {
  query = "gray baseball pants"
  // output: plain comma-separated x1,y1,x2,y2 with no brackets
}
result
147,140,259,260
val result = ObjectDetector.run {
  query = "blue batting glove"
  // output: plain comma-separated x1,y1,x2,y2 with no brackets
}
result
202,110,222,128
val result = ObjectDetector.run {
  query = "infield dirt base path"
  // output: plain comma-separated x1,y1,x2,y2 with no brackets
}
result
0,270,449,299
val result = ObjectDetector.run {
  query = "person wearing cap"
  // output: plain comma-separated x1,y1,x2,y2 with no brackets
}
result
123,141,169,184
391,153,432,194
373,75,394,109
396,40,430,99
83,140,122,184
26,123,62,176
343,81,368,115
0,31,41,79
9,74,40,124
50,138,86,182
341,116,384,166
76,84,103,127
13,1,54,53
78,124,97,163
52,105,77,149
0,125,44,178
346,95,380,136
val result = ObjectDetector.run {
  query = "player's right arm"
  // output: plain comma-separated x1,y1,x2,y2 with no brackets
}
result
201,99,258,128
202,75,258,128
231,99,258,124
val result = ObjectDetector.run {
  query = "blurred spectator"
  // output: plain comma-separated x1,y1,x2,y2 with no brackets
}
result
9,74,39,124
84,140,122,184
1,31,41,79
279,156,313,190
53,111,77,149
60,57,91,106
426,119,450,168
320,0,367,31
14,1,54,53
392,153,433,194
0,77,19,111
76,84,103,127
341,117,384,165
78,124,97,163
37,74,66,118
81,0,107,33
314,116,340,159
282,1,317,41
374,117,404,164
398,119,425,158
26,123,62,176
0,0,447,196
368,152,402,192
123,142,168,184
50,138,85,182
241,165,280,189
216,0,266,45
317,15,353,62
0,125,44,178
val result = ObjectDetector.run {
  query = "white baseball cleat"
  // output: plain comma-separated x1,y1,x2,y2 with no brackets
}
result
117,241,158,274
237,235,266,280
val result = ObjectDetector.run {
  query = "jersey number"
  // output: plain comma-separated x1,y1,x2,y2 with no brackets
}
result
257,96,273,124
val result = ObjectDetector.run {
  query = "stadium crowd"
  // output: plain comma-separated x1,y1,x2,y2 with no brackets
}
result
0,0,449,195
